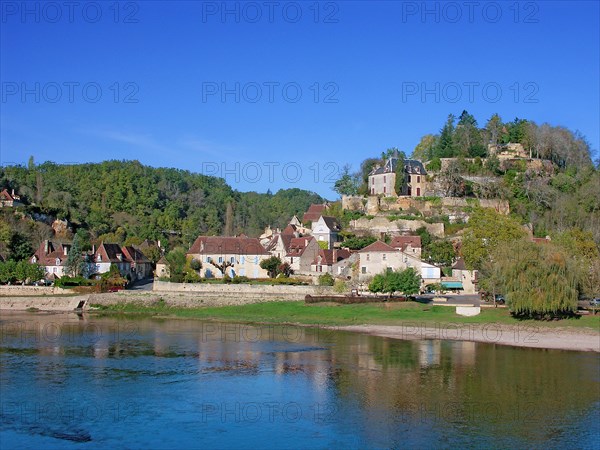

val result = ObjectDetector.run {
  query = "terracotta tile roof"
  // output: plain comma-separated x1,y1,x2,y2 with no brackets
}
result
303,204,327,223
31,240,70,266
94,243,126,263
390,235,422,251
286,237,314,257
121,246,151,264
188,236,270,256
282,224,297,235
312,248,352,266
358,240,398,253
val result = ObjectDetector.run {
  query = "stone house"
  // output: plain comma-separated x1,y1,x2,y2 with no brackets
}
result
92,243,131,277
358,240,441,284
0,189,23,207
368,157,427,197
311,216,341,250
390,235,422,259
450,258,478,294
121,246,153,280
155,257,169,278
311,248,352,274
187,236,271,279
286,236,320,274
30,240,71,278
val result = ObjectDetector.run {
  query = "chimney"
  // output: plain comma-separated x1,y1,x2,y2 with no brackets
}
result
63,246,68,256
11,189,15,197
44,240,49,254
92,244,96,254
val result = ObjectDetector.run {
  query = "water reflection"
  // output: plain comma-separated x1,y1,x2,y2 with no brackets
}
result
0,312,598,449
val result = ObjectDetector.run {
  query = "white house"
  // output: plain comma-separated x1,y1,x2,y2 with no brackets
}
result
358,240,441,284
187,236,271,278
311,216,341,250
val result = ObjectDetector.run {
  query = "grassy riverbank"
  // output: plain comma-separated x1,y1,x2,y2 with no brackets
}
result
92,301,600,330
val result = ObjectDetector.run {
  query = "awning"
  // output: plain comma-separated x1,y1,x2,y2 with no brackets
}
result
441,281,463,289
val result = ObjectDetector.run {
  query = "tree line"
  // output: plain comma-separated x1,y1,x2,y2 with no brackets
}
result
0,160,325,261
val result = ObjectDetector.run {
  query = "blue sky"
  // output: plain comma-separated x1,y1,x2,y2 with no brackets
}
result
1,0,598,198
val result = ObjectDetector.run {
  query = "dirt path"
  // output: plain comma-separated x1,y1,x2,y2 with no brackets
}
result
335,323,600,352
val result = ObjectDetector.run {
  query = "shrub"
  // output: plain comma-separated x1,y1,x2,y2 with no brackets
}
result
333,279,347,293
318,273,334,286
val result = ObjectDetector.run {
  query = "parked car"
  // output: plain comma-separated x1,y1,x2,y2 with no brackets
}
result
590,298,600,307
494,294,506,304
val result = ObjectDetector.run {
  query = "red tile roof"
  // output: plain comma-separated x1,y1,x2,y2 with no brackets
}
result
121,246,151,264
32,240,70,266
302,204,327,223
390,235,422,251
358,240,398,253
313,248,352,266
286,237,314,257
188,236,270,256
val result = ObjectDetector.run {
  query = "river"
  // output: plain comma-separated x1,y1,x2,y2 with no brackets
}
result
1,312,598,449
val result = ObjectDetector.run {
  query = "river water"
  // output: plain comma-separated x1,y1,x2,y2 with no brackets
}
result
0,313,598,449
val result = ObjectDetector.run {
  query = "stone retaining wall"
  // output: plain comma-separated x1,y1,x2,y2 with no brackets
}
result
0,295,88,311
0,285,72,296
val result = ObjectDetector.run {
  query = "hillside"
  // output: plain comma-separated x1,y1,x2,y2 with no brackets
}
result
0,160,325,255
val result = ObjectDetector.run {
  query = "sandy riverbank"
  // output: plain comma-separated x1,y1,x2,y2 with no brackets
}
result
334,323,600,353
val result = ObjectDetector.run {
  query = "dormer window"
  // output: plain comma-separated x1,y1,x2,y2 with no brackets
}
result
55,258,61,265
97,255,102,262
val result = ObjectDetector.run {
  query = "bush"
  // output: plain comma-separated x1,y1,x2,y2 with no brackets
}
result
318,273,334,286
232,276,250,284
55,276,93,288
333,279,347,293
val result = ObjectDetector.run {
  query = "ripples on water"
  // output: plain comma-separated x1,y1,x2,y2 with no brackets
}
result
0,312,598,449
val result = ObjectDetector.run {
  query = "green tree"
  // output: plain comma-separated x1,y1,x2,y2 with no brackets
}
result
394,152,406,196
165,247,187,282
8,233,32,262
64,234,87,277
260,256,282,278
461,208,526,270
424,240,455,266
435,114,456,158
368,268,420,296
486,240,579,318
412,134,438,161
333,164,360,196
318,272,334,286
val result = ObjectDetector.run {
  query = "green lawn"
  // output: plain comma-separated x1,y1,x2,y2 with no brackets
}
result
92,301,600,330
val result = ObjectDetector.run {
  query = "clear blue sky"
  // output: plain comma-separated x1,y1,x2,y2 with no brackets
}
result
1,1,598,198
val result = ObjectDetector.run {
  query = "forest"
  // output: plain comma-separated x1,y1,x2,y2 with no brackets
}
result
0,160,324,260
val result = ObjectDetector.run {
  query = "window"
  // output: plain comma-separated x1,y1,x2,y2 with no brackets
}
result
240,256,245,264
371,188,375,195
290,257,294,264
383,176,386,183
382,254,386,261
97,255,101,262
383,186,386,194
230,256,235,264
361,267,366,274
417,187,421,196
366,254,370,261
417,176,421,183
218,256,223,263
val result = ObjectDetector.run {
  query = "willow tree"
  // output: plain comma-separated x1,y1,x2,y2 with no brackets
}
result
489,240,579,319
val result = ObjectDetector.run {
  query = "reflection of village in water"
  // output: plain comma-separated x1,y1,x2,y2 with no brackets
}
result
1,313,598,447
